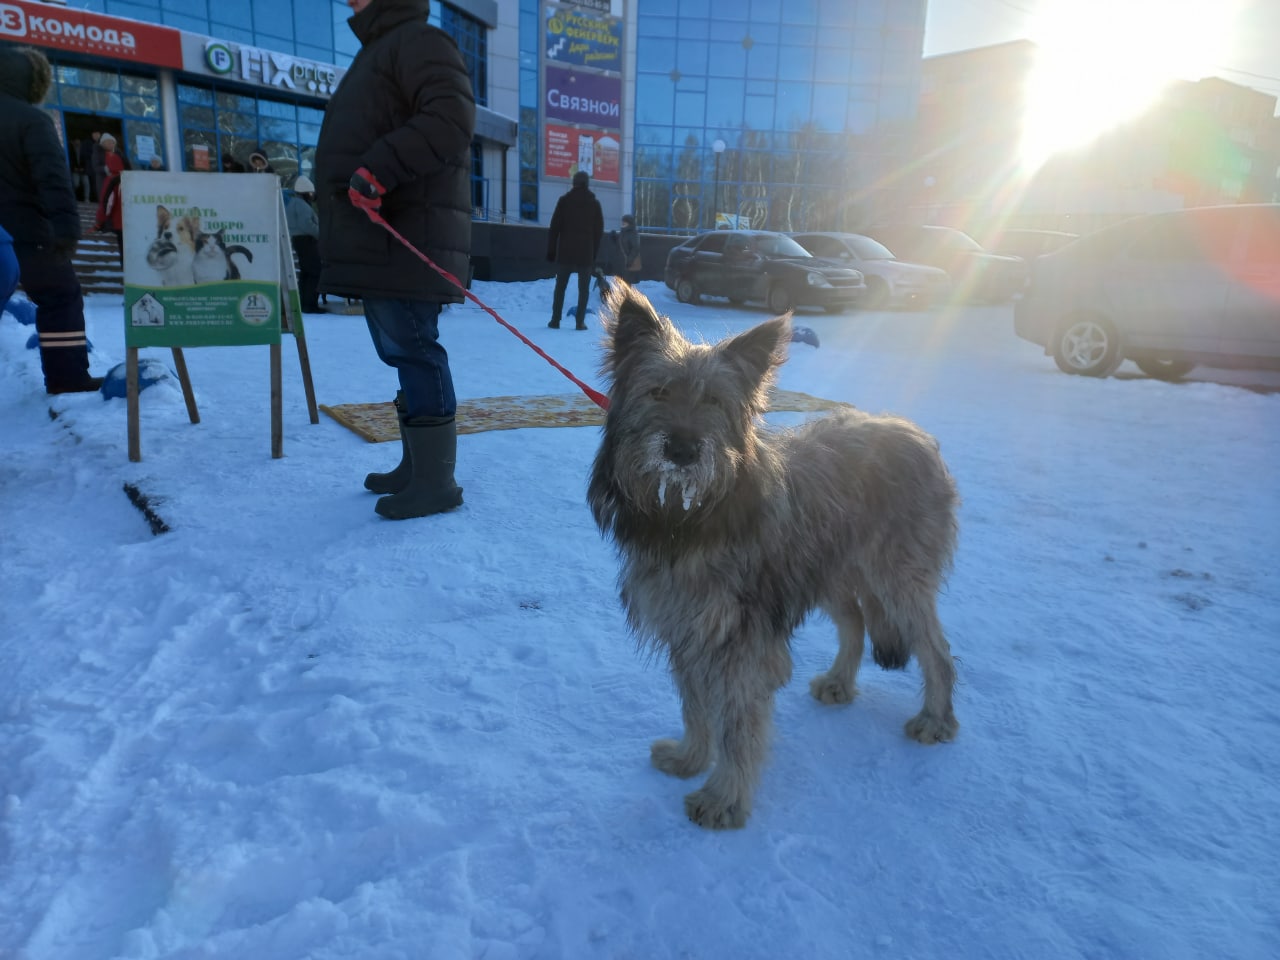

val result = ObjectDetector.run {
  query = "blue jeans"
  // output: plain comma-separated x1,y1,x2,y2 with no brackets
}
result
363,298,456,419
0,240,18,306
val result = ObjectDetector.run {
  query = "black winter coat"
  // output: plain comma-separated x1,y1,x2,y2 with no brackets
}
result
0,49,80,247
314,0,475,303
547,185,604,268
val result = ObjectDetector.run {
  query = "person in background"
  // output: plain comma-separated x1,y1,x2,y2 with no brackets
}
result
0,46,100,394
284,175,321,313
618,213,642,286
147,156,164,171
546,170,603,330
89,131,106,201
1,223,18,306
68,137,87,202
221,153,246,173
315,0,476,522
248,149,276,175
94,137,125,263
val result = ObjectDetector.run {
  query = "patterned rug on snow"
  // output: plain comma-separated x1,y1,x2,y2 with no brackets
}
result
320,389,851,443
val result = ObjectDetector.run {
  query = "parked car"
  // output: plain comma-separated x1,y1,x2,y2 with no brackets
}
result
789,231,951,309
1014,203,1280,379
663,230,866,312
865,224,1028,303
986,228,1080,261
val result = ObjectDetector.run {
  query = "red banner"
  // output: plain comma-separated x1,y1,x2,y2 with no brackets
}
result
0,0,183,69
544,123,619,184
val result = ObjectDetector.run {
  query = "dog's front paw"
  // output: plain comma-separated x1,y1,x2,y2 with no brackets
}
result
809,673,857,705
684,787,749,830
905,711,958,744
651,738,709,778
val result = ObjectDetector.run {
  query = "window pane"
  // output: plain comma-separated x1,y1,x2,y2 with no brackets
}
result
217,92,257,114
218,111,258,136
121,75,159,97
60,88,121,113
124,95,161,119
58,66,118,90
178,83,214,105
181,104,216,129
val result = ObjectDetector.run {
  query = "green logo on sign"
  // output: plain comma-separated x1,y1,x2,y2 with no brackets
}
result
205,42,234,75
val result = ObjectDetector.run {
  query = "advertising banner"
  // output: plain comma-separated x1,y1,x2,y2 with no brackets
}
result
120,172,282,348
544,124,620,183
545,65,621,130
545,4,621,72
181,33,344,98
0,0,183,69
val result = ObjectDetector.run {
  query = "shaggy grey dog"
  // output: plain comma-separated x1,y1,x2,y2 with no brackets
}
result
588,283,961,830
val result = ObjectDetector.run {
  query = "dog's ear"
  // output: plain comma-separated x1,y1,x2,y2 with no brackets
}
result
721,314,792,384
156,205,171,226
600,279,675,375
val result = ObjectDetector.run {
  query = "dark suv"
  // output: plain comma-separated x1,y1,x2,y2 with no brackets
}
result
663,230,866,313
1015,203,1280,379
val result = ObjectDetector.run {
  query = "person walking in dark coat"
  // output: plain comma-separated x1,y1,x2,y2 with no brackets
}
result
546,170,603,329
617,213,642,285
0,46,100,394
315,0,476,522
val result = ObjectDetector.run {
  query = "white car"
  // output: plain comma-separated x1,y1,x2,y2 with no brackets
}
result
790,232,952,309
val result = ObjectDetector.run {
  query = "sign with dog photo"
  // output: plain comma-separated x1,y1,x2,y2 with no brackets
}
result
119,171,282,348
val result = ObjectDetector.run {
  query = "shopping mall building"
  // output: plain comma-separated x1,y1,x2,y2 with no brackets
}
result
1,0,927,233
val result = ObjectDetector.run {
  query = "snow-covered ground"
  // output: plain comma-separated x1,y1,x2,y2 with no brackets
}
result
2,280,1277,960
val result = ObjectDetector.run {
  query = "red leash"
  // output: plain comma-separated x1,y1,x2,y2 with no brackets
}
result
358,207,610,411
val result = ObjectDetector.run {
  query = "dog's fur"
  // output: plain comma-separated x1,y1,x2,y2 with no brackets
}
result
588,282,960,830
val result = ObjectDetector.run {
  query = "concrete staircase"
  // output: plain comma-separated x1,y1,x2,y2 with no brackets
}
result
74,202,124,296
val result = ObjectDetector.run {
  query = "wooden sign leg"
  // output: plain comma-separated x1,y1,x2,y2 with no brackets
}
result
127,347,141,462
271,341,283,459
170,347,200,423
293,330,319,424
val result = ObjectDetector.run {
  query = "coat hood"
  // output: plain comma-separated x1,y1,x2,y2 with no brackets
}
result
0,45,52,104
349,0,431,45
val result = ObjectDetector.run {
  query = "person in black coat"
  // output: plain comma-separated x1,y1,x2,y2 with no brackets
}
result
0,46,99,394
315,0,476,521
546,170,604,329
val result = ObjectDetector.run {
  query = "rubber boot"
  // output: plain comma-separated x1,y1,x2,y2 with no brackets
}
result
364,392,411,494
374,417,464,520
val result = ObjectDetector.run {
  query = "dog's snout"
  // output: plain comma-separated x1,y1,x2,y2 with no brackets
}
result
663,433,700,467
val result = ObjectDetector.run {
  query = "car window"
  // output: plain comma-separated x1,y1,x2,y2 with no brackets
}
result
1239,208,1280,263
754,234,812,258
795,236,842,258
848,235,894,260
724,234,750,254
1126,221,1207,262
935,229,983,252
699,233,728,254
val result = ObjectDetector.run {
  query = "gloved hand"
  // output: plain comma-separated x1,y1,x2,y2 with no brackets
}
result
348,167,387,212
53,236,78,257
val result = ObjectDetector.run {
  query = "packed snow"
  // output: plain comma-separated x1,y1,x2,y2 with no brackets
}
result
1,277,1277,959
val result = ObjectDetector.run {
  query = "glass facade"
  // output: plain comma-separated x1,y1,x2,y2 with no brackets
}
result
176,82,324,179
633,0,926,233
42,63,165,171
518,0,541,221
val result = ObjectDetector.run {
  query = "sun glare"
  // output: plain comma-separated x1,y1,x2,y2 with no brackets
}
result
1020,0,1242,171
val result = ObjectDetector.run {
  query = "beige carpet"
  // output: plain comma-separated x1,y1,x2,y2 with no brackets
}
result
320,390,850,443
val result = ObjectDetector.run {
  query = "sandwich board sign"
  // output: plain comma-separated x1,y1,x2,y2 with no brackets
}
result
118,171,317,460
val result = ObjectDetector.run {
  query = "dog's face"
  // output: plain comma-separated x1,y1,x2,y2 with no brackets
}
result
594,282,791,516
145,205,198,271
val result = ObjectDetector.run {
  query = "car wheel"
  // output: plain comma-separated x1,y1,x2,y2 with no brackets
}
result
1052,313,1122,377
767,284,793,313
1134,357,1196,381
864,277,890,309
675,277,700,304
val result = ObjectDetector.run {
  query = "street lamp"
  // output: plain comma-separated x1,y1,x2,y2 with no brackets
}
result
712,138,726,229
